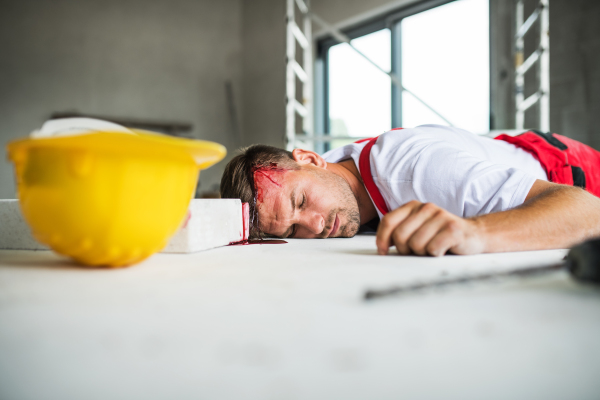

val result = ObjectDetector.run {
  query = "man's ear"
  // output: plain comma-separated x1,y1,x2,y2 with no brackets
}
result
292,149,327,168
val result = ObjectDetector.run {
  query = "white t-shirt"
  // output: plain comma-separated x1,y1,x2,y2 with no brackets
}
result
322,125,548,219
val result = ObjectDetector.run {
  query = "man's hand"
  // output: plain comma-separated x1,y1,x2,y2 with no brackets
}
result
376,200,486,256
376,181,600,256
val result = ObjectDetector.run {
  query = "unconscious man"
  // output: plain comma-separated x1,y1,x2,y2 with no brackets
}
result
220,125,600,256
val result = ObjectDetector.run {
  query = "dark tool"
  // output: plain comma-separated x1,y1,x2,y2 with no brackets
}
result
364,237,600,300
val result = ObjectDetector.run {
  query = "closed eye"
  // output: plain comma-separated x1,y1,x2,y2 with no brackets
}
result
288,194,305,238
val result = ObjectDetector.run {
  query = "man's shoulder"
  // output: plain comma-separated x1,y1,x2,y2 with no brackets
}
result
378,124,462,143
374,125,461,155
376,125,489,154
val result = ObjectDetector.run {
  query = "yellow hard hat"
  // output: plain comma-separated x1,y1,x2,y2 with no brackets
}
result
7,129,226,267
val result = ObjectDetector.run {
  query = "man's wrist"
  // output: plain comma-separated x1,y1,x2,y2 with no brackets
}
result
467,216,490,253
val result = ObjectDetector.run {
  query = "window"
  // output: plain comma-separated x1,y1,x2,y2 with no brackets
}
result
328,29,392,149
318,0,490,151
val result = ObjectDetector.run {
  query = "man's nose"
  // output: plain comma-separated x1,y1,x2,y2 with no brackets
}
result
303,212,324,235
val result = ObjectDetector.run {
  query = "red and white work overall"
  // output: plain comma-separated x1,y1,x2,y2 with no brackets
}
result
357,129,600,216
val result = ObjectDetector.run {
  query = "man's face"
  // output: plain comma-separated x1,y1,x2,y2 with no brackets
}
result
254,164,361,238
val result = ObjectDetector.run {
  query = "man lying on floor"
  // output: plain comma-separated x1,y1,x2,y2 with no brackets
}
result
220,125,600,256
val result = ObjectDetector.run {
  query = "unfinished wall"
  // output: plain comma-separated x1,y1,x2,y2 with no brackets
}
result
489,0,515,131
239,0,286,148
0,0,243,199
2,0,599,200
550,0,600,148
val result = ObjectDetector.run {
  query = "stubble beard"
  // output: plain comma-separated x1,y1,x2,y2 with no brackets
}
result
318,169,361,238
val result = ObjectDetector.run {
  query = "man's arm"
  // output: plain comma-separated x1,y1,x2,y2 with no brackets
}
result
376,180,600,256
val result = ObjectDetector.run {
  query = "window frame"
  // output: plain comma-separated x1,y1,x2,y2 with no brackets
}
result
315,0,490,151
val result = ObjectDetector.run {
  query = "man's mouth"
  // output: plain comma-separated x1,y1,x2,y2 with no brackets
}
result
329,214,340,237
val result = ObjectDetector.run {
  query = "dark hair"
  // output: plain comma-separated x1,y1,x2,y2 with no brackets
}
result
220,144,297,238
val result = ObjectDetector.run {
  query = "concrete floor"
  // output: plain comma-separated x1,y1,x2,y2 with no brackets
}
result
1,236,599,400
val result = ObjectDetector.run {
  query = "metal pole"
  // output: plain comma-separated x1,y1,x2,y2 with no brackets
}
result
285,0,297,150
539,0,550,132
515,0,525,130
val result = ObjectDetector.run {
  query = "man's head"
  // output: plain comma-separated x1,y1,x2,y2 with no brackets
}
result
220,144,361,239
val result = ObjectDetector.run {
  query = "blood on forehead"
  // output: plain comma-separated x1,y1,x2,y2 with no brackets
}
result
252,163,288,204
250,163,291,237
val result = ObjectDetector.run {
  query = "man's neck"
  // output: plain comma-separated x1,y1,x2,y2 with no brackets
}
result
327,159,378,225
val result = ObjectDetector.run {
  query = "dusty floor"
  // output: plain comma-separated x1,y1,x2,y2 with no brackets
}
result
1,235,599,400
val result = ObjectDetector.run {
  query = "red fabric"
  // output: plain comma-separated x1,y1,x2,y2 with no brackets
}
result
353,138,372,144
355,128,404,215
495,131,600,197
359,137,390,215
357,128,600,218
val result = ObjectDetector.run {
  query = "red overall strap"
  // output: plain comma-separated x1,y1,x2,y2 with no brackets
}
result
359,137,389,215
355,128,404,215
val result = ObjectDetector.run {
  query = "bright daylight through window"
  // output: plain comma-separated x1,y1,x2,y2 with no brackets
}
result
324,0,490,150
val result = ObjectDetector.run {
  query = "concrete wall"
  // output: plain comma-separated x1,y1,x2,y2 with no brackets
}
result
489,0,515,130
550,0,600,149
0,0,243,199
239,0,286,148
1,0,599,200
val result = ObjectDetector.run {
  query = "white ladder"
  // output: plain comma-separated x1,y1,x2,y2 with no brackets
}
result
515,0,550,131
285,0,313,151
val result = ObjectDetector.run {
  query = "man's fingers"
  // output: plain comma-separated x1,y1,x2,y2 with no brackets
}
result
425,221,463,256
406,212,449,255
393,233,412,255
389,203,440,255
376,201,419,255
377,202,441,255
377,201,481,257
